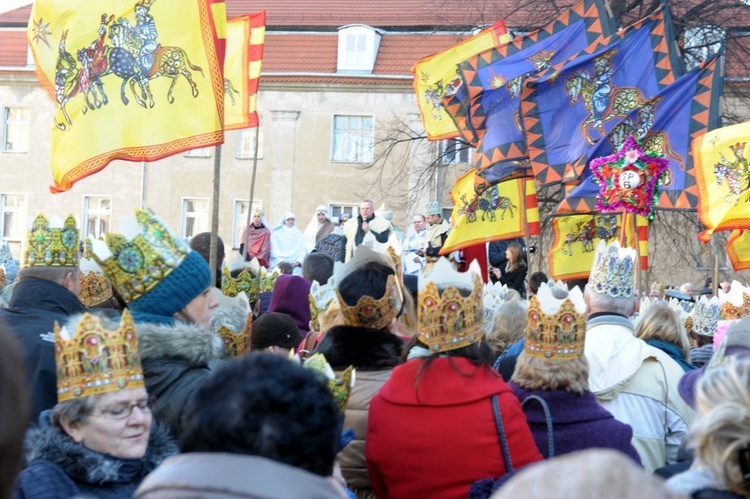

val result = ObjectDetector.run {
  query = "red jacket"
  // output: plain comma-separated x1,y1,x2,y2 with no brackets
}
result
366,357,542,499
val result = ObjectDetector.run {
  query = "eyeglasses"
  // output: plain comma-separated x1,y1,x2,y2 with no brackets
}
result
90,398,154,420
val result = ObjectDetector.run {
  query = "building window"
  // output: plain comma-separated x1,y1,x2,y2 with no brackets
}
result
232,199,263,249
0,193,26,241
235,121,264,159
83,196,111,239
182,198,210,239
184,147,212,158
332,115,373,163
337,24,381,73
329,204,358,220
439,138,471,165
2,107,30,152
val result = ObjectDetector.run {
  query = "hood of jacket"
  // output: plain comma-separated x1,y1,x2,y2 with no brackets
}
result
24,422,177,485
315,325,403,371
510,385,615,425
10,277,86,315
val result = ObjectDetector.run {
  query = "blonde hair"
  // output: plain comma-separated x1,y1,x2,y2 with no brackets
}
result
318,300,344,334
688,356,750,496
485,301,526,356
635,304,691,360
395,290,417,338
511,352,590,395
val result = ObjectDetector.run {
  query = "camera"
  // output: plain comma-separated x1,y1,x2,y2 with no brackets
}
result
528,245,536,254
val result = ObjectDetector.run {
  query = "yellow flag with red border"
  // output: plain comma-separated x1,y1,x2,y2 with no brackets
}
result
695,120,750,242
224,10,265,130
441,170,537,254
727,229,750,271
28,0,227,192
412,20,509,141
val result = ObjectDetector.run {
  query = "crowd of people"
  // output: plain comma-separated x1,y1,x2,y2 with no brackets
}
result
0,204,749,499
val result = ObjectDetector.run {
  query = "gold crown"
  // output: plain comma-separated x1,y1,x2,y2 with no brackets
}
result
23,214,80,268
418,258,484,353
213,292,252,357
259,266,281,293
0,266,5,291
333,245,404,330
55,309,144,402
309,278,336,332
303,353,355,414
719,281,747,320
78,254,114,308
524,283,587,360
684,315,694,334
89,209,190,303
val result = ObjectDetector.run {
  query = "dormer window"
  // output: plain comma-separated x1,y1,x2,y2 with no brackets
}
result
337,24,382,73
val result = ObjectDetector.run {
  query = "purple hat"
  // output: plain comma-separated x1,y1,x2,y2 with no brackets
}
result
678,316,750,407
268,274,312,336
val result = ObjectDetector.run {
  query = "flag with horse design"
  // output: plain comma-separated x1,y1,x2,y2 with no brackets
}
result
28,0,227,192
224,10,265,130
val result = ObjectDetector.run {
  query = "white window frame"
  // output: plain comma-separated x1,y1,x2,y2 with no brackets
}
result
331,114,374,163
181,198,210,240
329,203,358,220
439,138,472,165
235,119,264,159
184,147,212,158
82,196,112,240
337,24,381,73
232,199,263,249
0,193,26,242
2,106,30,153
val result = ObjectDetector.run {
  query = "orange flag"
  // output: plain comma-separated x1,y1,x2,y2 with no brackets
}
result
224,10,265,130
28,0,227,192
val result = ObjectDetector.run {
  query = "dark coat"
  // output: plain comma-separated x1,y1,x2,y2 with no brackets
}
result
15,423,177,499
498,264,527,297
510,384,642,463
0,277,86,423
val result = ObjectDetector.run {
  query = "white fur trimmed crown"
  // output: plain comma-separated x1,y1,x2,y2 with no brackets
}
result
589,241,636,300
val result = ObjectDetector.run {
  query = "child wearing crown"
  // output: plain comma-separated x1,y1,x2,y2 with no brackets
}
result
15,310,177,498
366,258,542,498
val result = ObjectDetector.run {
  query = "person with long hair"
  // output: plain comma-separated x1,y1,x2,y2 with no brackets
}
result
635,304,694,372
366,258,541,498
491,242,527,297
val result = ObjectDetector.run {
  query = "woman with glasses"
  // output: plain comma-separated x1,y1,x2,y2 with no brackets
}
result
15,310,177,499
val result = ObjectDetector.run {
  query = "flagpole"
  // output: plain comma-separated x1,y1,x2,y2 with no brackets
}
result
242,125,262,259
209,144,223,287
522,178,532,269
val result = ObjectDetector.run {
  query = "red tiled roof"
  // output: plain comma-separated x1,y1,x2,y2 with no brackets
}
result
0,4,31,25
0,30,28,67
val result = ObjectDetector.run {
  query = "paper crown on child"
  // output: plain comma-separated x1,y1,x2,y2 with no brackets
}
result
221,255,261,299
524,283,587,360
212,291,252,358
309,278,336,332
303,353,355,414
692,296,721,337
78,252,114,308
588,241,636,300
55,309,144,402
333,245,404,330
418,257,484,353
22,214,80,268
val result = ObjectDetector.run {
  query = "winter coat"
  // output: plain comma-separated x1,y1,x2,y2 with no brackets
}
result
366,357,542,499
0,277,86,423
584,314,696,472
15,423,177,499
134,319,225,439
509,384,641,462
135,452,346,498
315,325,403,498
497,264,527,297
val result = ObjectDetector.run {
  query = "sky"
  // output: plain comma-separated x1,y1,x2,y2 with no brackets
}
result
0,0,29,14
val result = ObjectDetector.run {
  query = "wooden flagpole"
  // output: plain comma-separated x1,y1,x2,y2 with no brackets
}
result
242,125,262,259
209,144,223,287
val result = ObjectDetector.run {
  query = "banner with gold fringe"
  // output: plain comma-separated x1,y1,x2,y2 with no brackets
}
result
28,0,227,192
441,171,538,254
727,230,750,271
411,20,508,141
224,10,265,130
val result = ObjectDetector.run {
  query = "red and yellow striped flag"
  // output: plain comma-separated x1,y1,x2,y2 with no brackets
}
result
441,171,538,254
412,20,509,141
224,10,265,130
28,0,227,192
727,230,750,271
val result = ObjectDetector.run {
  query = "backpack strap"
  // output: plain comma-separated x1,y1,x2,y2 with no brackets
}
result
491,394,513,472
521,395,555,458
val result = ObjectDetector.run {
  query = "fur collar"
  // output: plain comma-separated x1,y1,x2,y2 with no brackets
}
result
315,325,404,371
24,423,177,484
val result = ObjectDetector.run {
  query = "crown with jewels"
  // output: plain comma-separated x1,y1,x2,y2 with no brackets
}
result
309,278,336,332
303,353,355,414
259,265,281,293
221,255,261,299
333,245,404,330
88,209,190,304
213,291,252,358
418,258,484,353
692,296,721,337
0,266,5,291
23,214,80,268
426,200,441,216
524,283,587,360
588,241,636,300
718,280,747,320
78,252,114,308
55,308,144,402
